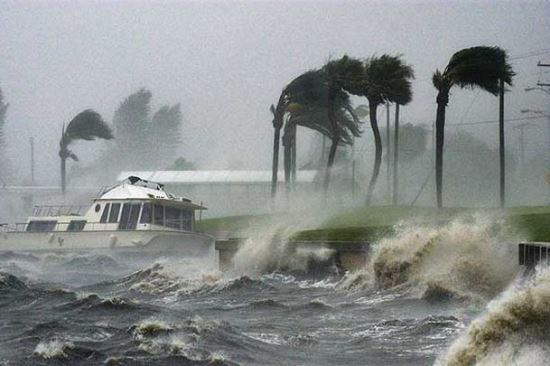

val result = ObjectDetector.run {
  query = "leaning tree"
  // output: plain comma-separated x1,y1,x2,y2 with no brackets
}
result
59,109,113,194
432,46,514,208
270,66,362,197
362,54,414,205
321,56,364,193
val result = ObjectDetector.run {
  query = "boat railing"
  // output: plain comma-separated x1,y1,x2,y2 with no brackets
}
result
32,205,88,217
5,219,193,233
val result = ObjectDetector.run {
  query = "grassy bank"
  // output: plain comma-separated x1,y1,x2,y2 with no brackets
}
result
197,206,550,242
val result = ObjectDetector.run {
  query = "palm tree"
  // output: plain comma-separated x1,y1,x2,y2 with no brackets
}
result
363,55,414,205
271,67,362,197
271,70,326,197
322,56,364,193
270,97,285,198
432,46,514,208
59,109,113,194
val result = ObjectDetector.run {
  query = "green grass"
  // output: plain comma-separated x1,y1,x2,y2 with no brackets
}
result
198,206,550,242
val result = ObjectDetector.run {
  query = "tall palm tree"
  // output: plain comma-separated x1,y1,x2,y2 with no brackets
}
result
271,70,326,197
322,56,364,193
432,46,514,208
270,96,285,198
59,109,113,194
363,54,414,205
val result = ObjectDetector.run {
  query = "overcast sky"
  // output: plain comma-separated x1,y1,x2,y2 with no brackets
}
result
1,0,549,183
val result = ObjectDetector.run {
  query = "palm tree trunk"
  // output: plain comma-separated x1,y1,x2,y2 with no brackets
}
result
291,124,297,184
60,156,66,196
324,138,338,193
324,88,339,195
271,127,281,198
499,78,505,207
392,104,400,205
283,131,291,196
365,102,381,206
435,89,448,209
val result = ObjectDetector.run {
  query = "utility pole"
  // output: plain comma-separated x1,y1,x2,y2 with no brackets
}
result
29,137,35,185
499,78,505,208
513,123,529,164
392,104,400,205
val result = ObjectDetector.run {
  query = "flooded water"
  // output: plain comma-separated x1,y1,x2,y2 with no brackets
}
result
1,220,549,365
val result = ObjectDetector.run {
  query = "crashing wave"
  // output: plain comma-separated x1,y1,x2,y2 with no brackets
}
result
339,216,518,301
230,223,336,276
0,251,39,262
34,339,74,359
437,266,550,365
132,318,174,339
0,271,28,292
57,293,139,312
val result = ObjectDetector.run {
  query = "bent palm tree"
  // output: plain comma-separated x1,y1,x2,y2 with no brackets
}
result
322,56,364,193
59,109,113,194
433,46,514,208
271,67,362,197
363,55,414,205
272,70,332,195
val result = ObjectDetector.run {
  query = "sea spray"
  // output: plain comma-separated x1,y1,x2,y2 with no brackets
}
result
34,339,74,359
438,266,550,365
230,223,335,275
339,215,518,300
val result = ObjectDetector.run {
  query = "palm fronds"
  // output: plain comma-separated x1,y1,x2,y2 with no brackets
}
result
364,54,415,106
444,46,515,95
60,109,113,160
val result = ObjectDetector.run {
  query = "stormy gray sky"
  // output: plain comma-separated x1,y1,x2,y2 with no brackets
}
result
1,0,549,184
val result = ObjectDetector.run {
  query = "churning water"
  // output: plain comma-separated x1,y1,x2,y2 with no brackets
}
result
0,217,547,365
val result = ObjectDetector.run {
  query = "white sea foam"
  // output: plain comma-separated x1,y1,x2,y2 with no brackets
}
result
34,339,73,359
338,215,519,301
437,266,550,365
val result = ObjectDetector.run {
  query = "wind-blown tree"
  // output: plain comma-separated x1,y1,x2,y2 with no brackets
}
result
283,95,361,187
432,46,514,208
112,88,152,168
59,110,113,194
271,67,362,196
322,56,364,192
270,94,286,197
363,54,414,205
0,87,9,183
150,104,182,167
271,70,331,196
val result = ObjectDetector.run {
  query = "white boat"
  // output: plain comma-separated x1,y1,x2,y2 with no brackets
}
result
0,176,213,256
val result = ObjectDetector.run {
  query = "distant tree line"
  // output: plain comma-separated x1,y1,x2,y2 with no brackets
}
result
110,88,183,170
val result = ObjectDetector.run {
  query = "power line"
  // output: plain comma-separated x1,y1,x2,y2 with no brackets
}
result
448,115,547,126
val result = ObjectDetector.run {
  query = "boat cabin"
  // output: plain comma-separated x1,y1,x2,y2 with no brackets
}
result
23,177,206,233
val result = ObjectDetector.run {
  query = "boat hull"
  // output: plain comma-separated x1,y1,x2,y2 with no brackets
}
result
0,230,214,257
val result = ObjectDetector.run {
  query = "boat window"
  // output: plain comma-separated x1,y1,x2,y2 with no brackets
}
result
165,206,180,229
140,203,152,224
67,220,86,231
109,203,121,223
26,220,57,232
118,203,141,230
100,203,111,223
153,204,164,226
